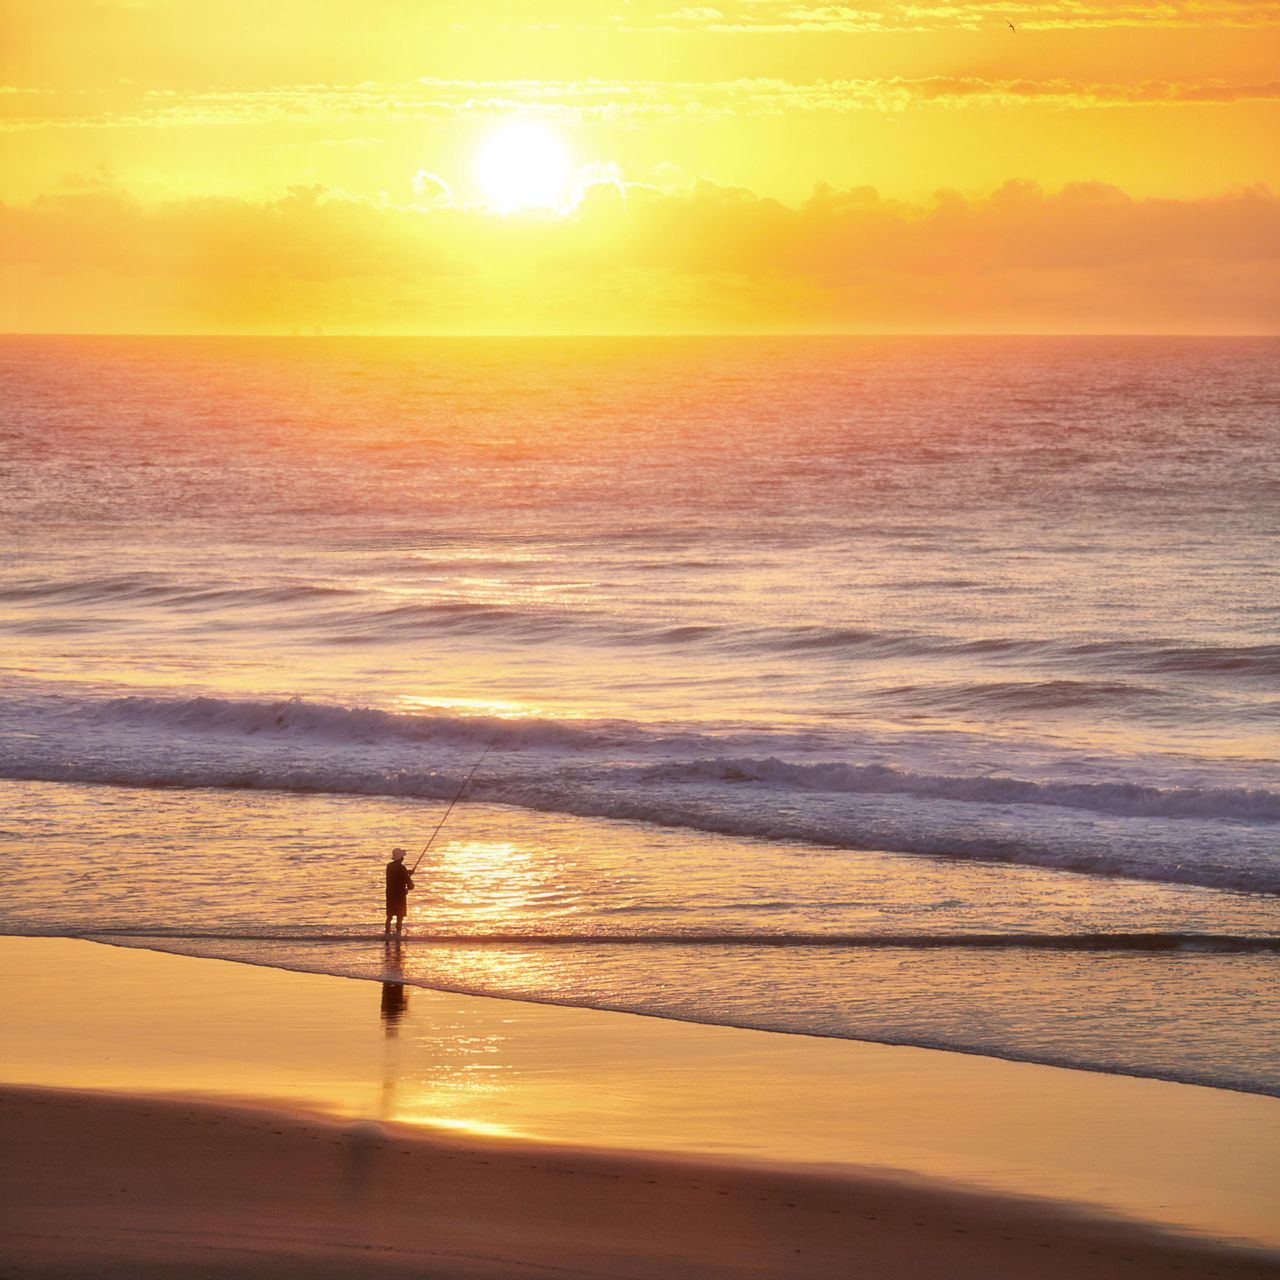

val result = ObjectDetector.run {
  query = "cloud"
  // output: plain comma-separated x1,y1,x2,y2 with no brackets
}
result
901,76,1280,107
1,178,1276,333
2,76,1278,132
411,170,453,205
656,0,1280,29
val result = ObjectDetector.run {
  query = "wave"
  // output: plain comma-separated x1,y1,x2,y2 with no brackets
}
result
7,572,1279,680
4,691,1278,893
57,695,1280,821
1069,639,1280,678
866,678,1177,714
0,575,357,611
93,693,612,751
48,927,1280,953
702,626,1280,685
651,756,1280,822
611,625,1280,683
15,755,1269,892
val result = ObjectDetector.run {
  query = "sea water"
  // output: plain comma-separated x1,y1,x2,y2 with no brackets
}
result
2,335,1277,1092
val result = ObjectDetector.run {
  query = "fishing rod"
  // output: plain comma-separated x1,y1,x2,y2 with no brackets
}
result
410,744,493,874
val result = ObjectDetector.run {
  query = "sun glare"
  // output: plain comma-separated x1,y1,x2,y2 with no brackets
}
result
474,120,571,214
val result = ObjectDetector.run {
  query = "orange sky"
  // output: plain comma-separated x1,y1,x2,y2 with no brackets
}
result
2,0,1277,333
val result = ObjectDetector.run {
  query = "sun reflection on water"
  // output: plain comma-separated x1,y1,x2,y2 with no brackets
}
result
432,839,551,928
399,1114,525,1140
395,693,567,719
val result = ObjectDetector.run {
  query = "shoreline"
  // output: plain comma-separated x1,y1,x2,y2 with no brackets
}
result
2,936,1278,1276
73,929,1280,1101
72,921,1280,1100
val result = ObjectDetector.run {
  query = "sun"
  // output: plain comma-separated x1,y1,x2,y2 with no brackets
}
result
474,120,571,214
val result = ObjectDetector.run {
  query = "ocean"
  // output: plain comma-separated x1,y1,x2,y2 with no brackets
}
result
2,334,1277,1094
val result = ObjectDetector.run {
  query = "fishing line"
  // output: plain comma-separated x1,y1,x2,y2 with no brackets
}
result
410,744,494,873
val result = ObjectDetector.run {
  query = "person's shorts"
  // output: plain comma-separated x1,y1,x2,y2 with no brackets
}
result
386,896,408,915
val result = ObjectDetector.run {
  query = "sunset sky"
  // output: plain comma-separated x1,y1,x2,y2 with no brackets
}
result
2,0,1278,333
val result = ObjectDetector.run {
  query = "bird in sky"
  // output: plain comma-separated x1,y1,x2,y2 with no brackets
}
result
1007,20,1018,31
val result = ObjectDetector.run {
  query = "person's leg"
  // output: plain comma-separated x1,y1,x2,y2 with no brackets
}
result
384,911,393,937
394,911,404,937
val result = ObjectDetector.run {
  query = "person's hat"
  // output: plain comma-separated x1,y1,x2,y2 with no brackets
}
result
391,847,406,859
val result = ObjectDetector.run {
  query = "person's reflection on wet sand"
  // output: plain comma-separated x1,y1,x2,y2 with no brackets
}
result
380,938,409,1035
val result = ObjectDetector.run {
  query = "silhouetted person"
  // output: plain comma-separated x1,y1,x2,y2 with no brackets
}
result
384,847,414,937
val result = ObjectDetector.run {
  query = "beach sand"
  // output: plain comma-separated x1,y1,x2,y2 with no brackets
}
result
5,1086,1277,1279
2,937,1277,1278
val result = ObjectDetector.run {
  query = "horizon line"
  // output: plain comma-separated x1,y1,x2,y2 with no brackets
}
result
2,331,1277,341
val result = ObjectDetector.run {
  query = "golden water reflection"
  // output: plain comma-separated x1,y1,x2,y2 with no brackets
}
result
431,838,570,928
395,693,565,719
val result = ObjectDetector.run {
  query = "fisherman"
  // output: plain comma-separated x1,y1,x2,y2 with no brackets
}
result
384,847,415,938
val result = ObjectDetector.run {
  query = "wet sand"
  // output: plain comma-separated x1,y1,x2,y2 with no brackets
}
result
1,937,1277,1277
3,1087,1277,1279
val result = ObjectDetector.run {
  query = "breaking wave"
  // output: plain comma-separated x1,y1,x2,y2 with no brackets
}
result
2,690,1278,895
69,694,1280,824
651,756,1280,822
93,693,612,751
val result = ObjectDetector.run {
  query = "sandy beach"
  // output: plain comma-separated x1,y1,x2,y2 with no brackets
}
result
2,937,1277,1278
5,1084,1278,1280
